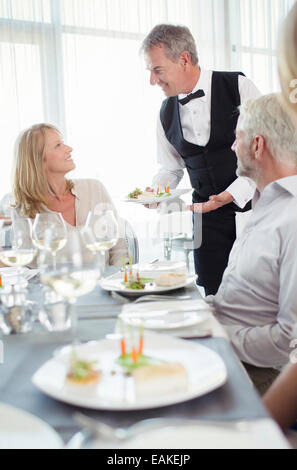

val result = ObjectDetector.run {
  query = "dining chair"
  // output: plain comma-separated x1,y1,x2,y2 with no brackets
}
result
122,218,139,264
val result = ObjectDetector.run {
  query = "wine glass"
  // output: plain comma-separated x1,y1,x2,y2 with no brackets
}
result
0,216,37,288
84,210,119,271
32,212,67,270
40,228,101,341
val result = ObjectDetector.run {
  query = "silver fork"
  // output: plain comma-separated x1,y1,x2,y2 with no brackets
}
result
67,413,250,448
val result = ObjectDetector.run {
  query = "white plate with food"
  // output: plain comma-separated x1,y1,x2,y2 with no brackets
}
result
32,333,227,410
123,188,191,204
0,402,63,449
99,271,197,296
119,300,211,330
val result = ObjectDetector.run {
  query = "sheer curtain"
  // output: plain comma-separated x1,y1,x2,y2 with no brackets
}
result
0,0,222,197
0,0,294,255
0,0,225,257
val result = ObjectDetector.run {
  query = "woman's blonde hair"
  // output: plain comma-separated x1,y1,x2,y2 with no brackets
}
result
278,3,297,115
13,123,74,218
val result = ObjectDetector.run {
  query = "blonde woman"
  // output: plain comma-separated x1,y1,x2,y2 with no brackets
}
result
12,123,128,266
262,3,297,437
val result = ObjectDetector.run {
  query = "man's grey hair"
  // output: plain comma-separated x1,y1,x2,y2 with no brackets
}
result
141,24,198,65
239,93,297,167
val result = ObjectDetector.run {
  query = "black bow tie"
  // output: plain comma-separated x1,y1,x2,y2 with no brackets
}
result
178,89,205,105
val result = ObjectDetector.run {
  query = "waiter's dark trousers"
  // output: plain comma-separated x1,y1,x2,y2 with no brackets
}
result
194,209,236,296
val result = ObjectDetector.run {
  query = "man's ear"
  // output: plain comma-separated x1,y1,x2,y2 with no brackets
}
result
179,51,192,68
253,135,265,161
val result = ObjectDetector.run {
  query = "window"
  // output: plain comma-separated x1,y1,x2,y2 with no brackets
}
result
228,0,296,93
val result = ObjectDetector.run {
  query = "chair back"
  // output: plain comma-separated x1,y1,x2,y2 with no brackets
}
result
122,218,139,264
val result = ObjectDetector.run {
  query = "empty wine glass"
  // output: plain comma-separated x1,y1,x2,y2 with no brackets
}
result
0,216,37,287
32,212,67,270
40,228,101,341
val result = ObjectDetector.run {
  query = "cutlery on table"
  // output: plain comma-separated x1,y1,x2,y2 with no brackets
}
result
133,294,191,303
111,292,192,303
68,413,250,448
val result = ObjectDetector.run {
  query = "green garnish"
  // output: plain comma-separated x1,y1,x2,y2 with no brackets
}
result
128,188,142,199
156,192,171,198
116,353,164,373
68,351,98,379
122,277,154,289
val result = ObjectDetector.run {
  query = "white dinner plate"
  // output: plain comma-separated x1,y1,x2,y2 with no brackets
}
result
100,271,197,296
32,332,227,410
123,188,191,204
0,402,63,449
119,301,211,330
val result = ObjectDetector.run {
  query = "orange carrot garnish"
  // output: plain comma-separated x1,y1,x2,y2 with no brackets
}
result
121,338,126,355
138,335,144,355
156,185,159,195
124,268,128,283
131,346,138,363
0,275,2,287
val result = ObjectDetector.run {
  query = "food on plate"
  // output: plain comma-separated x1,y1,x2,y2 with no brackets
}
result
66,351,101,385
128,188,143,199
155,272,187,287
127,185,171,200
121,268,153,289
138,191,156,200
116,327,188,396
133,362,188,396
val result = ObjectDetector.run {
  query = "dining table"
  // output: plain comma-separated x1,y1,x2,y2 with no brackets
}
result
0,267,291,450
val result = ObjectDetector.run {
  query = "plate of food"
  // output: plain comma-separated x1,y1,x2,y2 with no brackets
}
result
32,332,227,410
123,188,191,204
99,270,197,296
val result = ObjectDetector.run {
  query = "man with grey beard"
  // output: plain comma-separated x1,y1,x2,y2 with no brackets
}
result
209,93,297,394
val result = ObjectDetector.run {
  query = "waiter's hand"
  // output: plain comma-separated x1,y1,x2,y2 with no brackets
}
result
187,191,234,213
144,187,160,209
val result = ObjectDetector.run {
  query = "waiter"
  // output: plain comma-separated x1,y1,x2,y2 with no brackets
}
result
142,24,260,295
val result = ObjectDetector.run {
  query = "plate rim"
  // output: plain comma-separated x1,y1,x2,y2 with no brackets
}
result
32,333,227,411
0,401,64,449
122,188,191,204
119,310,210,330
100,273,197,295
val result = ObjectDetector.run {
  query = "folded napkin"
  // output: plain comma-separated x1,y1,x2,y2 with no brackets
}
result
116,299,224,338
0,267,39,286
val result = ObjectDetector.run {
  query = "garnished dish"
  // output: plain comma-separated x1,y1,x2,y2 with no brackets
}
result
32,332,227,409
116,326,188,397
66,350,101,386
127,184,171,200
121,259,154,290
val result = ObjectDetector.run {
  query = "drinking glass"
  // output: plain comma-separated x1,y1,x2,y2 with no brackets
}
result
40,228,101,341
32,212,67,270
0,216,37,287
84,210,119,274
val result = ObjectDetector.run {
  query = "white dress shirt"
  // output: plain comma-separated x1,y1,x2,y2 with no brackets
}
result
213,175,297,368
152,68,261,207
13,179,128,267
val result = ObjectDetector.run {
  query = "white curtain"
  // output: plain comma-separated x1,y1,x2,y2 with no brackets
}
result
0,0,229,198
0,0,295,242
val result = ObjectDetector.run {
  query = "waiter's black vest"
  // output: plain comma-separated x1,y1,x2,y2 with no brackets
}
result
160,71,249,211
